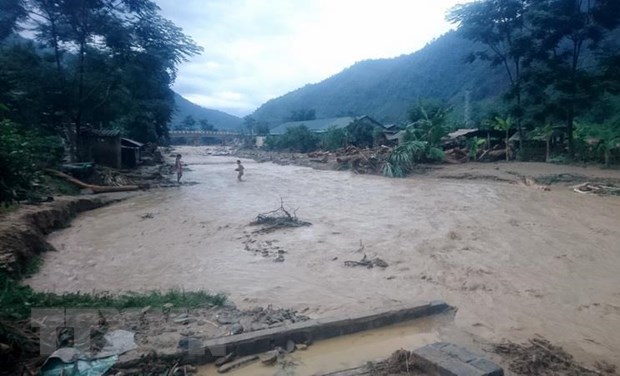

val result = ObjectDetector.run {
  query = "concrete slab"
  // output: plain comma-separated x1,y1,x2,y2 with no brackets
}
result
411,342,503,376
182,300,451,363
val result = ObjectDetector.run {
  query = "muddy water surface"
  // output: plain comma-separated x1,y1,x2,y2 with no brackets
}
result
27,147,620,367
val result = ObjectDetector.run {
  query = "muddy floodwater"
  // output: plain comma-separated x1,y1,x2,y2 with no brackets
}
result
197,315,446,376
28,147,620,367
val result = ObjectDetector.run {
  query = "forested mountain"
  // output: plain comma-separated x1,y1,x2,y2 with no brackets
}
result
252,30,509,126
171,92,243,131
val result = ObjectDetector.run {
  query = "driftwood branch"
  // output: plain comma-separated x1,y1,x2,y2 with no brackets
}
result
250,199,311,233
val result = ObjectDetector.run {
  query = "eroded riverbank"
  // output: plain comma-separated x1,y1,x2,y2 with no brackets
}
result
26,146,620,369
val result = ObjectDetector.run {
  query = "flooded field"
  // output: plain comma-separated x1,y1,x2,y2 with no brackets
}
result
27,147,620,368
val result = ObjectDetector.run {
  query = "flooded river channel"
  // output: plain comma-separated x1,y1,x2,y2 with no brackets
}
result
27,147,620,367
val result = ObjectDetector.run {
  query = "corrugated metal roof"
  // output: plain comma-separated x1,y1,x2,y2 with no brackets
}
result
270,115,385,136
121,138,144,147
270,117,356,135
83,128,121,137
447,128,479,139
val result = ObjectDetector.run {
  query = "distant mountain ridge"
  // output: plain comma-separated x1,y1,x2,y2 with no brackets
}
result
252,30,509,126
171,92,243,131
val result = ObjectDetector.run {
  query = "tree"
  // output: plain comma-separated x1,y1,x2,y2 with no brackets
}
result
286,109,316,122
255,122,269,136
0,0,26,40
448,0,530,153
181,115,196,129
406,100,450,146
322,127,347,150
243,115,256,135
526,0,620,157
199,118,214,131
267,125,319,152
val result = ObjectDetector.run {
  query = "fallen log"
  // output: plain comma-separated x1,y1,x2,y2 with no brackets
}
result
45,169,140,194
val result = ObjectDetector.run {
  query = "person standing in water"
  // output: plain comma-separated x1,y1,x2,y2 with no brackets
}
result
175,154,183,183
235,160,244,181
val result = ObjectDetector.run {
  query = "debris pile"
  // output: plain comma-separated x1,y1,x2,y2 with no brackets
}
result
493,337,607,376
250,200,312,234
573,182,620,196
215,338,310,374
333,146,392,174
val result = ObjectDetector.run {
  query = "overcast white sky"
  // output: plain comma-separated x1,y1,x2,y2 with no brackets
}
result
156,0,469,117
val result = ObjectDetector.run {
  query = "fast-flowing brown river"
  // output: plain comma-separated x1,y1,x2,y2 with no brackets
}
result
27,147,620,367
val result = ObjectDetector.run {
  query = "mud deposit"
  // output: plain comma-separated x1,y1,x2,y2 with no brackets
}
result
27,147,620,368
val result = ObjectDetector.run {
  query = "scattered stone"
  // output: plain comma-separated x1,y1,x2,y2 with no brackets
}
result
163,303,174,310
180,329,195,336
214,352,236,367
250,323,269,331
218,355,259,373
178,336,202,351
285,339,296,353
140,306,152,314
260,350,279,365
295,343,308,351
230,323,244,335
217,316,235,325
173,314,193,325
274,255,285,262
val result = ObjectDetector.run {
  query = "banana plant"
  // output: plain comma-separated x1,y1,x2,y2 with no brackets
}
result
494,116,513,161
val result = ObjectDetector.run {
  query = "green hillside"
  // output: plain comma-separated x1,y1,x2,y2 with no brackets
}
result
252,31,508,126
171,92,243,131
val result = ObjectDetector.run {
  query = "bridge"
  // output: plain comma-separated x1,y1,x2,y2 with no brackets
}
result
168,130,242,145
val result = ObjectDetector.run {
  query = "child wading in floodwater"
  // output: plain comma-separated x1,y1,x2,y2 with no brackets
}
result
235,160,244,181
175,154,183,183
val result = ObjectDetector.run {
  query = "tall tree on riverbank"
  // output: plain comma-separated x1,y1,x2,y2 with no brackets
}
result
448,0,530,155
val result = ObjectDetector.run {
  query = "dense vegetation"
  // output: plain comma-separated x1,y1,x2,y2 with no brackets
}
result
0,0,201,204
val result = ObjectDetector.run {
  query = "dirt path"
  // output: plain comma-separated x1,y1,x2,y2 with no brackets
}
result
26,147,620,369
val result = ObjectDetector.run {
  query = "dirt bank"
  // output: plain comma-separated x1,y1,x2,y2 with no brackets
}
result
234,147,620,187
0,193,136,275
26,146,620,370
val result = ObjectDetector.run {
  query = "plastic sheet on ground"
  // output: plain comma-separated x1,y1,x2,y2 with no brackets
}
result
41,330,137,376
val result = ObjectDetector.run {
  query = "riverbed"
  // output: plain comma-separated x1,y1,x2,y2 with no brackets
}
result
27,146,620,368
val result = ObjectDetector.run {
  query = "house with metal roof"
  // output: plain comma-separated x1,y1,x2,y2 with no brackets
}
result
269,115,384,136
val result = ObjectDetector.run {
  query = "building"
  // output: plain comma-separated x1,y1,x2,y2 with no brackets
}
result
80,128,122,168
80,128,144,169
269,115,384,136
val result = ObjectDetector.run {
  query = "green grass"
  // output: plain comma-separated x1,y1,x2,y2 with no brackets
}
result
44,175,81,196
0,272,226,321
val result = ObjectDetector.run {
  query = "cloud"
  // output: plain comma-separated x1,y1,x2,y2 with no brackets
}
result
157,0,468,117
